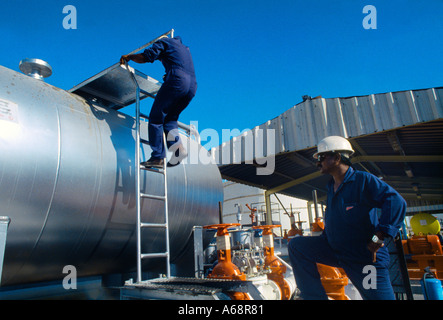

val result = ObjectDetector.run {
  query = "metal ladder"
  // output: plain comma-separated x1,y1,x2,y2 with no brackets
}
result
136,135,170,283
126,30,175,283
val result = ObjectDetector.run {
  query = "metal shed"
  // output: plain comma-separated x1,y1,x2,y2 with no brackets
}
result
213,87,443,222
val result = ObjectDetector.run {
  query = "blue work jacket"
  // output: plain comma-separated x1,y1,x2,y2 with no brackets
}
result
142,36,196,78
323,166,406,265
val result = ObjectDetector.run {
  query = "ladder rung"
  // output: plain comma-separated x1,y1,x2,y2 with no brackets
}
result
141,253,168,259
141,193,166,201
140,222,167,228
140,138,150,145
140,112,150,120
140,166,165,174
140,89,156,98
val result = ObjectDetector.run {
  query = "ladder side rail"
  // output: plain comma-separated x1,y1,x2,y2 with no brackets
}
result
0,216,11,286
163,139,171,278
129,71,143,283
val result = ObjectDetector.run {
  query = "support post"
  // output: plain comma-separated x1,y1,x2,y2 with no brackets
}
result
265,191,272,225
193,226,204,279
0,216,11,286
312,190,319,219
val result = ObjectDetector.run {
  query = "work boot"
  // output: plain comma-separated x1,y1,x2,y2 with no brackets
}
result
141,157,164,168
167,144,188,167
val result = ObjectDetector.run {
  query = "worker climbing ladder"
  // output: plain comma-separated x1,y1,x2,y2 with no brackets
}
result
69,29,203,284
126,30,175,282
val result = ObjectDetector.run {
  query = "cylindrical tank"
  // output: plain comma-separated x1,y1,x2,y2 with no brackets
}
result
0,65,223,286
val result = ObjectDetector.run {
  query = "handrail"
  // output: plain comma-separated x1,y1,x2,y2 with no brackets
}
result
126,29,174,56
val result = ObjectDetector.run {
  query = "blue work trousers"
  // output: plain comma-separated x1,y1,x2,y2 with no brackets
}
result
148,69,197,159
288,235,395,300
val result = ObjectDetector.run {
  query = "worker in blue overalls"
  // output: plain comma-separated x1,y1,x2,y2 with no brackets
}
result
120,35,197,168
288,136,406,300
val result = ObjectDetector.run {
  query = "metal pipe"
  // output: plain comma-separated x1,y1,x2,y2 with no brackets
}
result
307,201,313,226
312,190,319,220
218,202,223,224
264,191,272,225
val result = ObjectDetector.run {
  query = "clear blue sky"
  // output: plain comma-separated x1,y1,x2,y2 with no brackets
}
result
1,0,442,149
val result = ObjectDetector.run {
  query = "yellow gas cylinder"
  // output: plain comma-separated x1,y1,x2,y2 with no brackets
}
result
410,213,441,235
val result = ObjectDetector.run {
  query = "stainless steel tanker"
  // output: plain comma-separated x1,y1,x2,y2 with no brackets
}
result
0,64,222,286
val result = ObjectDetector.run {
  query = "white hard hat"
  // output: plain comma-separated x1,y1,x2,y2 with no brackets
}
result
313,136,354,159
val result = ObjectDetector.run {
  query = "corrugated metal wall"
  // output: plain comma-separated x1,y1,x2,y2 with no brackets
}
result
214,87,443,164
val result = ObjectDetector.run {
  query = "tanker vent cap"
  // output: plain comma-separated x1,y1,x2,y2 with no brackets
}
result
19,58,52,81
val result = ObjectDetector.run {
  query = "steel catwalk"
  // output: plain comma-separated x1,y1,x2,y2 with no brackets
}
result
0,65,222,286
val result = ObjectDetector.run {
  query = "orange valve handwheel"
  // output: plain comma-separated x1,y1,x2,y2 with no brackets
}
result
203,223,240,234
253,224,281,233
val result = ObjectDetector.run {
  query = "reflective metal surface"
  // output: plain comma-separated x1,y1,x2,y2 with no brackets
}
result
0,65,222,286
19,58,52,81
69,64,162,109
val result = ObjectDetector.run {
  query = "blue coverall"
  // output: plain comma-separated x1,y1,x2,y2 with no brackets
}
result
288,167,406,300
142,36,197,159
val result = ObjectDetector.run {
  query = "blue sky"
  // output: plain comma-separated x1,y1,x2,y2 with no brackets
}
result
1,0,443,149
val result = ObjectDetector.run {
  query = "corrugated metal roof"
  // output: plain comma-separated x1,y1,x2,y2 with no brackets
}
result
214,87,443,213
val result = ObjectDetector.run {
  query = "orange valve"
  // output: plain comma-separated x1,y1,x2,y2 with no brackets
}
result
311,217,325,232
317,264,349,300
203,223,246,281
253,225,292,300
287,213,303,237
245,204,257,224
253,225,281,258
